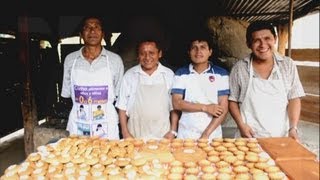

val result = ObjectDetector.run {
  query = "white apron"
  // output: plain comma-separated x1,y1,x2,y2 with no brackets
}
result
177,73,222,140
236,59,289,138
127,74,170,139
66,56,119,139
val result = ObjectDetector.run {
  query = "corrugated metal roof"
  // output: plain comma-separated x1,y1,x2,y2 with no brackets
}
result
0,0,319,39
206,0,319,23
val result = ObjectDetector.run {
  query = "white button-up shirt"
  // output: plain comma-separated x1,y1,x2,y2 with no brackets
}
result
116,63,175,116
61,47,124,101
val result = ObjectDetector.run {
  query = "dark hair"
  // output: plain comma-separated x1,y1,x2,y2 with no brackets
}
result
80,105,84,108
97,105,101,109
246,21,276,46
79,16,104,33
96,123,102,131
187,29,214,50
136,37,163,54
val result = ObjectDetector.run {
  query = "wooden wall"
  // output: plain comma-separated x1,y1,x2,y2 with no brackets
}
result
290,49,319,62
290,49,319,124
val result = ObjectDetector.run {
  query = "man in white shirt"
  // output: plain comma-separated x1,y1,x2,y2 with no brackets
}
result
228,21,305,140
116,38,179,139
61,16,124,139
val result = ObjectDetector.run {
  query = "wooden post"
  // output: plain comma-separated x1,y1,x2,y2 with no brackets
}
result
288,0,294,57
277,23,289,56
18,15,38,155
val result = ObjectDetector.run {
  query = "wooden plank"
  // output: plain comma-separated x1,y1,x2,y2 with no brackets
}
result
297,65,319,124
288,49,320,62
297,66,319,95
277,159,320,180
257,137,317,161
301,95,320,124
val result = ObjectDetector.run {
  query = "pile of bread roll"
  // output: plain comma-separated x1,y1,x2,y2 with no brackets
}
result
1,136,287,180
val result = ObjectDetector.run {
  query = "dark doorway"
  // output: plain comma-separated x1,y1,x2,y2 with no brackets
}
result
1,38,23,138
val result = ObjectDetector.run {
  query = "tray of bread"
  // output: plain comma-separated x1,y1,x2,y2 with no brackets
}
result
1,136,289,180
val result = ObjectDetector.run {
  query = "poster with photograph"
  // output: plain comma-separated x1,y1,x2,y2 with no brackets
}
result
92,123,108,138
76,122,90,136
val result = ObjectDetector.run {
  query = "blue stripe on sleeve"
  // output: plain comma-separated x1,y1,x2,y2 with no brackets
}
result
218,89,230,96
171,88,185,95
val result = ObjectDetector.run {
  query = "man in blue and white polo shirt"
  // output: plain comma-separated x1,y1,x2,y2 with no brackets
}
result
171,31,230,140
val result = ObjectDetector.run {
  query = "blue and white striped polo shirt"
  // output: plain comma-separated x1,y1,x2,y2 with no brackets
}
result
171,63,230,102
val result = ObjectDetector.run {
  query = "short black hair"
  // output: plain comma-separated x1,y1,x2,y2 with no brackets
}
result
136,37,163,53
246,21,276,46
187,29,214,50
79,16,105,32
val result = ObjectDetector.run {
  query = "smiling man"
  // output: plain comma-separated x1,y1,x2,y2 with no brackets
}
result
171,30,230,140
228,21,305,141
116,38,179,140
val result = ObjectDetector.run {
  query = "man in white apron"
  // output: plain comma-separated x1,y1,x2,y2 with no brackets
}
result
116,39,179,140
171,31,230,140
228,21,305,141
61,16,124,139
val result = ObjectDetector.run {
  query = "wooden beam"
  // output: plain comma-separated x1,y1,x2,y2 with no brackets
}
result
277,23,289,56
288,0,294,57
18,15,38,156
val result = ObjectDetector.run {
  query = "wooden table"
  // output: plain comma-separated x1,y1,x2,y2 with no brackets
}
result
258,137,319,180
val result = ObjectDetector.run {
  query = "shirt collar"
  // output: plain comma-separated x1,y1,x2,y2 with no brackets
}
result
134,62,166,75
189,62,212,74
244,52,285,69
100,48,108,57
273,52,285,61
77,46,108,59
